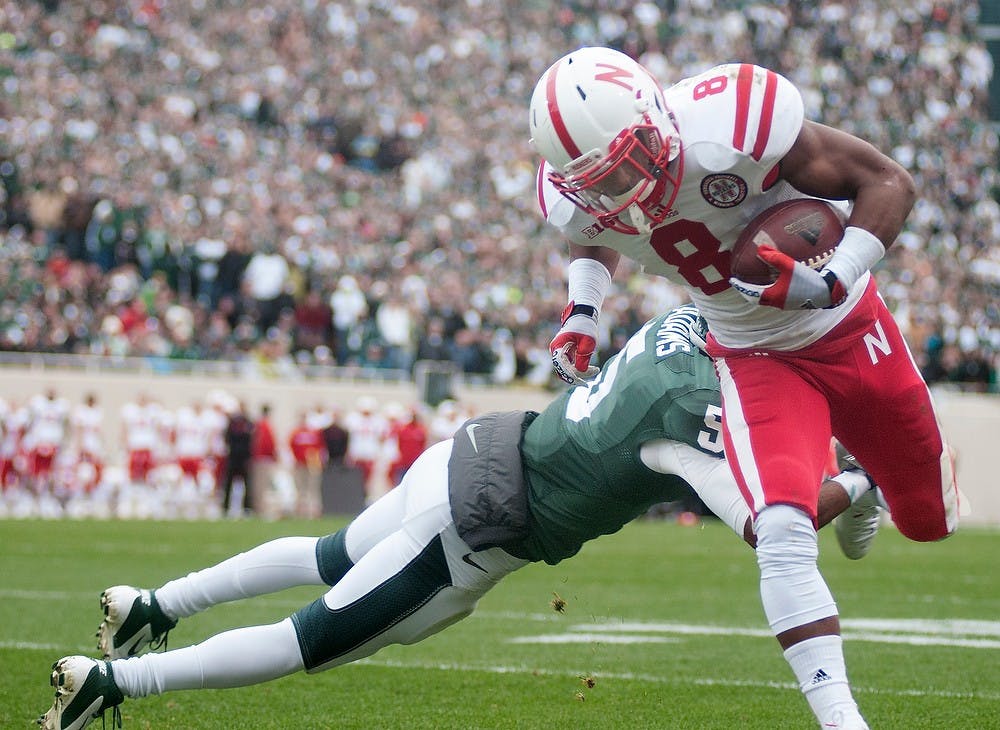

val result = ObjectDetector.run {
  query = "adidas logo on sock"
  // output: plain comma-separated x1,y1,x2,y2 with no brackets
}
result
810,668,832,686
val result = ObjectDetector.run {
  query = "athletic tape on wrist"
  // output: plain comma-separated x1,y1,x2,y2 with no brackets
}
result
825,226,885,290
567,258,612,310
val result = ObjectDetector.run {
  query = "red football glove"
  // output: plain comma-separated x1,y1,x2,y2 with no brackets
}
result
729,246,847,310
549,302,601,385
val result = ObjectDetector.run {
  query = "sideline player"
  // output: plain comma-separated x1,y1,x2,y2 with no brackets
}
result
529,47,957,728
24,389,70,494
38,306,879,729
70,394,105,494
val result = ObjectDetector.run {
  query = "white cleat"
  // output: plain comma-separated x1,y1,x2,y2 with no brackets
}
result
834,489,881,560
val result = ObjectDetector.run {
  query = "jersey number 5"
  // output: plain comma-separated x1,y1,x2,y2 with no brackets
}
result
697,404,724,455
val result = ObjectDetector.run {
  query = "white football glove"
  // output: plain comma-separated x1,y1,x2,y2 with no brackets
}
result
730,227,885,311
729,246,846,310
549,302,601,385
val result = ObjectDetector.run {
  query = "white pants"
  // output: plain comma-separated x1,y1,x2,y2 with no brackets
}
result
114,439,528,697
301,440,529,671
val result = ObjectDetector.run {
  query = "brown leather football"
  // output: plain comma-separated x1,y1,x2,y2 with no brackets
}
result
730,199,845,285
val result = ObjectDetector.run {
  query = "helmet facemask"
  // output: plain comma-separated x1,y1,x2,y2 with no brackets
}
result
548,118,681,235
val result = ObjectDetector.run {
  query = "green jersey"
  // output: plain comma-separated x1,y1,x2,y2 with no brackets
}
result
512,306,724,565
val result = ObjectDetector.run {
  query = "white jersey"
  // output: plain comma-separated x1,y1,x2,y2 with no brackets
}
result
343,412,389,462
174,407,212,460
538,63,865,351
204,407,229,457
72,404,104,457
26,395,69,449
428,412,466,444
306,408,333,432
121,401,161,451
155,408,176,461
0,402,27,458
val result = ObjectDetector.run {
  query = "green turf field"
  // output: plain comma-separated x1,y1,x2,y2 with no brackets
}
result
3,516,998,729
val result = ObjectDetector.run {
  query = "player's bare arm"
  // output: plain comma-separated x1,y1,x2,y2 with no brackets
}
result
568,241,620,276
779,120,916,251
732,119,916,309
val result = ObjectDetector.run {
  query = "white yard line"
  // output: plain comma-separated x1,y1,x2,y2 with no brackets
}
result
354,657,1000,701
547,619,1000,649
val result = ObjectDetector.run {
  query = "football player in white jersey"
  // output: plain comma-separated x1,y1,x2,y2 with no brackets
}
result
71,394,105,493
25,390,70,494
529,47,958,730
0,397,28,491
120,394,161,487
173,402,213,489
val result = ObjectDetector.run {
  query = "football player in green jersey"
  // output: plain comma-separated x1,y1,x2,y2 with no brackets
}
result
39,305,878,730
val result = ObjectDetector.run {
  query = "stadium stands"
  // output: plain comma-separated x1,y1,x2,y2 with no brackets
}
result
0,0,996,394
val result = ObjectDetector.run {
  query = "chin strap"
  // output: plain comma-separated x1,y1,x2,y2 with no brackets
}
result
628,202,652,235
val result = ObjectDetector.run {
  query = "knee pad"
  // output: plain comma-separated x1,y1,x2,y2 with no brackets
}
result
755,505,836,634
756,504,819,568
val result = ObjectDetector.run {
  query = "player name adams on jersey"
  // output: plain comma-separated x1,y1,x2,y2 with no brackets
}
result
537,63,860,351
507,307,723,566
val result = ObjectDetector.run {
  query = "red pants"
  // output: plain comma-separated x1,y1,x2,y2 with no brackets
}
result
708,284,957,542
177,457,204,479
29,446,56,478
128,449,155,482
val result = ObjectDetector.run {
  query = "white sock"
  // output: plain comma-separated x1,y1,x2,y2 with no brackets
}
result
156,537,324,619
784,635,865,728
113,618,305,696
831,470,871,504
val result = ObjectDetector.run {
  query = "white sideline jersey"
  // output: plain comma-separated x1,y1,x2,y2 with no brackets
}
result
26,395,69,448
538,63,865,351
121,401,161,451
174,407,212,459
72,403,104,457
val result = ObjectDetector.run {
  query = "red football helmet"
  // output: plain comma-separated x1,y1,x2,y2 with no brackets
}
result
529,47,682,234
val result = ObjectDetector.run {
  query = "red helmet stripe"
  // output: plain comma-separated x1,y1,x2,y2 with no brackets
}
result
751,70,778,161
732,63,754,152
545,61,583,160
536,163,549,218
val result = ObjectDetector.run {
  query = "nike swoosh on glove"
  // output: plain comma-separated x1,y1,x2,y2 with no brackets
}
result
729,246,847,310
550,303,600,385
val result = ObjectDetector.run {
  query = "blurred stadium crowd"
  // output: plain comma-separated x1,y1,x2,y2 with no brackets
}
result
0,386,470,520
0,0,997,392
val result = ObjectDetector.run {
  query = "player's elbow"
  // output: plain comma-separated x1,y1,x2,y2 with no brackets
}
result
883,162,916,212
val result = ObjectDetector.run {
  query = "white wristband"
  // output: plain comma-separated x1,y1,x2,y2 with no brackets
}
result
567,257,612,309
824,226,885,290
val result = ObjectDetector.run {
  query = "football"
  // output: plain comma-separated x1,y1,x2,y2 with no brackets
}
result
729,199,845,285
